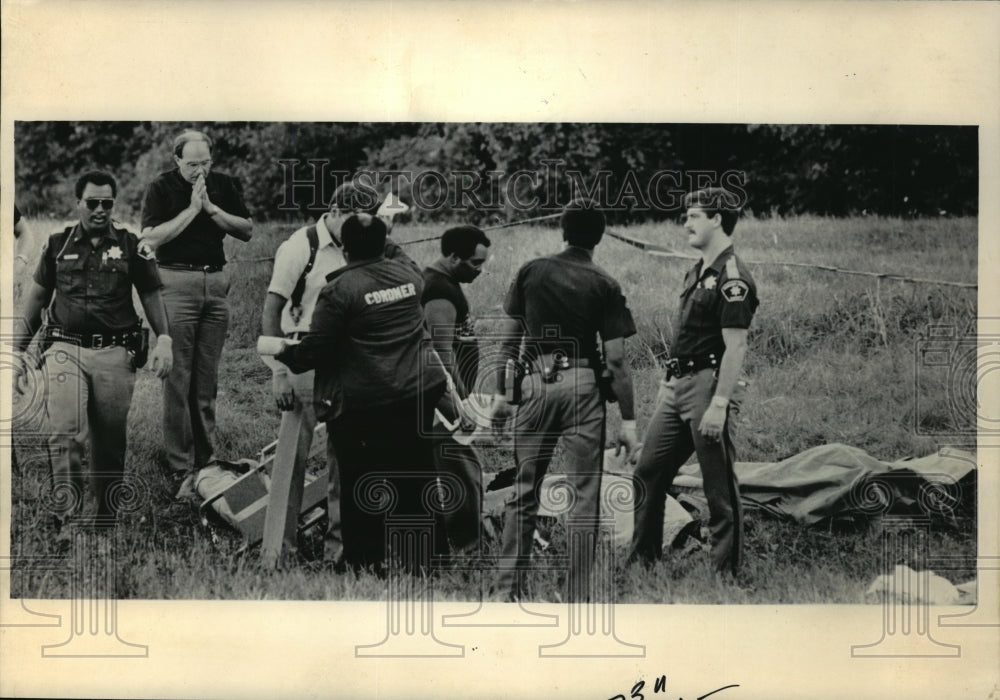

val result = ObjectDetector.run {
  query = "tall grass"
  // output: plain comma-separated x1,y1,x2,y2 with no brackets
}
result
9,214,977,602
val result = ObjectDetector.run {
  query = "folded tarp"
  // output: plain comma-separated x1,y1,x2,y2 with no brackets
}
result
673,444,975,525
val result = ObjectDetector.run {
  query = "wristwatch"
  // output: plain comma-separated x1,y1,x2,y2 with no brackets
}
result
711,396,729,409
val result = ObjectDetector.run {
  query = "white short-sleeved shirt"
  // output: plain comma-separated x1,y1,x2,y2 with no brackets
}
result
267,215,347,335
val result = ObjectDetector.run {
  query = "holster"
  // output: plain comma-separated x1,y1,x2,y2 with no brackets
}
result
504,359,527,406
128,326,150,368
598,367,618,403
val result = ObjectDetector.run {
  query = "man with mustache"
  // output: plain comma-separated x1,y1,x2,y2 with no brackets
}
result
421,224,491,554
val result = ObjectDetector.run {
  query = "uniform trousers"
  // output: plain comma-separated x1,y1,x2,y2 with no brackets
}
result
496,368,605,601
159,267,229,474
630,369,743,575
43,341,136,525
328,385,447,574
431,390,483,553
262,369,342,559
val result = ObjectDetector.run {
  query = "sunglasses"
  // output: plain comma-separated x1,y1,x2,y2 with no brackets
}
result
84,198,115,211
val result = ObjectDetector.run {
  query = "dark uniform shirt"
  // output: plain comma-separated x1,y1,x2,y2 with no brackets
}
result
278,255,447,421
421,267,479,391
34,223,162,334
140,169,250,267
504,246,637,363
671,245,758,359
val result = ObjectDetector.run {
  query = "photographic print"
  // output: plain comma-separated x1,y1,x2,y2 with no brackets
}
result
1,2,997,699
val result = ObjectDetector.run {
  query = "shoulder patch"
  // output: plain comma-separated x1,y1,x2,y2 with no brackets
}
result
721,279,750,302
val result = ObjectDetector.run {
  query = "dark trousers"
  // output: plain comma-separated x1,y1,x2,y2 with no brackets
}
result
431,390,483,553
328,386,447,574
630,369,743,576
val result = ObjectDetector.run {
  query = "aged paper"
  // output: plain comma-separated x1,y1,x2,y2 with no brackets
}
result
1,1,997,698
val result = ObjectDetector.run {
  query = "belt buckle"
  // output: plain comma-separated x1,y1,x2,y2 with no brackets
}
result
92,334,104,349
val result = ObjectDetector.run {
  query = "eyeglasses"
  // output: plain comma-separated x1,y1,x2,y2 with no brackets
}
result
84,198,115,211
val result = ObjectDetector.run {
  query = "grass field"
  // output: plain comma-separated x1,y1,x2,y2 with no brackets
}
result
9,214,978,603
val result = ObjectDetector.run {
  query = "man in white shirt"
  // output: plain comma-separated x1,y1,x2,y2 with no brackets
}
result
260,181,412,568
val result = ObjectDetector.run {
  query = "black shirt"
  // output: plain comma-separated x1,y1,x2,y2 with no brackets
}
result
503,246,637,363
671,245,758,358
140,169,250,267
421,266,479,390
278,255,447,421
34,223,162,334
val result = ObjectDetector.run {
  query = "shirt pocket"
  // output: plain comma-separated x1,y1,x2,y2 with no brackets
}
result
55,260,87,296
97,259,130,296
687,288,718,329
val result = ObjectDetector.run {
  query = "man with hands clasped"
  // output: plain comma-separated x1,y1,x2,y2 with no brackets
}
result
139,129,253,498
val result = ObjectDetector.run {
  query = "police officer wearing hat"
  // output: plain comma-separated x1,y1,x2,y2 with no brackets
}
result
489,198,640,602
629,187,758,578
274,213,448,573
13,170,173,539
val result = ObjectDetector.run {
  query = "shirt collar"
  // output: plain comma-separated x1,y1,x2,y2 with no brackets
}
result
703,245,735,275
316,215,341,249
558,246,594,262
71,222,118,244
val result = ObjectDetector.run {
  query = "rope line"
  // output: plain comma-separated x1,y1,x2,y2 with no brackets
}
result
225,218,977,290
604,229,978,290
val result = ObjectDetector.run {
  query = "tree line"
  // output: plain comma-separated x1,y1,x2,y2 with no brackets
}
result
13,121,977,223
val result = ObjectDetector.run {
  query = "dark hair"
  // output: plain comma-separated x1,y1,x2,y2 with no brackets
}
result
684,187,741,235
330,180,381,215
441,225,491,259
560,198,605,248
75,170,118,199
173,130,213,158
340,213,387,260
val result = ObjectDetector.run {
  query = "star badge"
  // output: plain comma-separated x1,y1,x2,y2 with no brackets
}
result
721,279,749,302
703,275,718,290
107,246,123,260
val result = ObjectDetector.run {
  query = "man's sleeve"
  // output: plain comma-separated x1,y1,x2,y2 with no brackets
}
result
420,272,452,306
140,177,171,230
267,236,308,299
32,237,55,289
218,174,251,218
277,288,344,373
128,234,163,293
718,263,758,329
601,280,637,341
384,237,420,272
502,263,527,317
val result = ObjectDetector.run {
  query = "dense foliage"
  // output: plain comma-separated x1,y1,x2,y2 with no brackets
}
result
14,122,977,222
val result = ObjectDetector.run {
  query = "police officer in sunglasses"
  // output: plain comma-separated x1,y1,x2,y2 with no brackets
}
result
13,170,173,546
